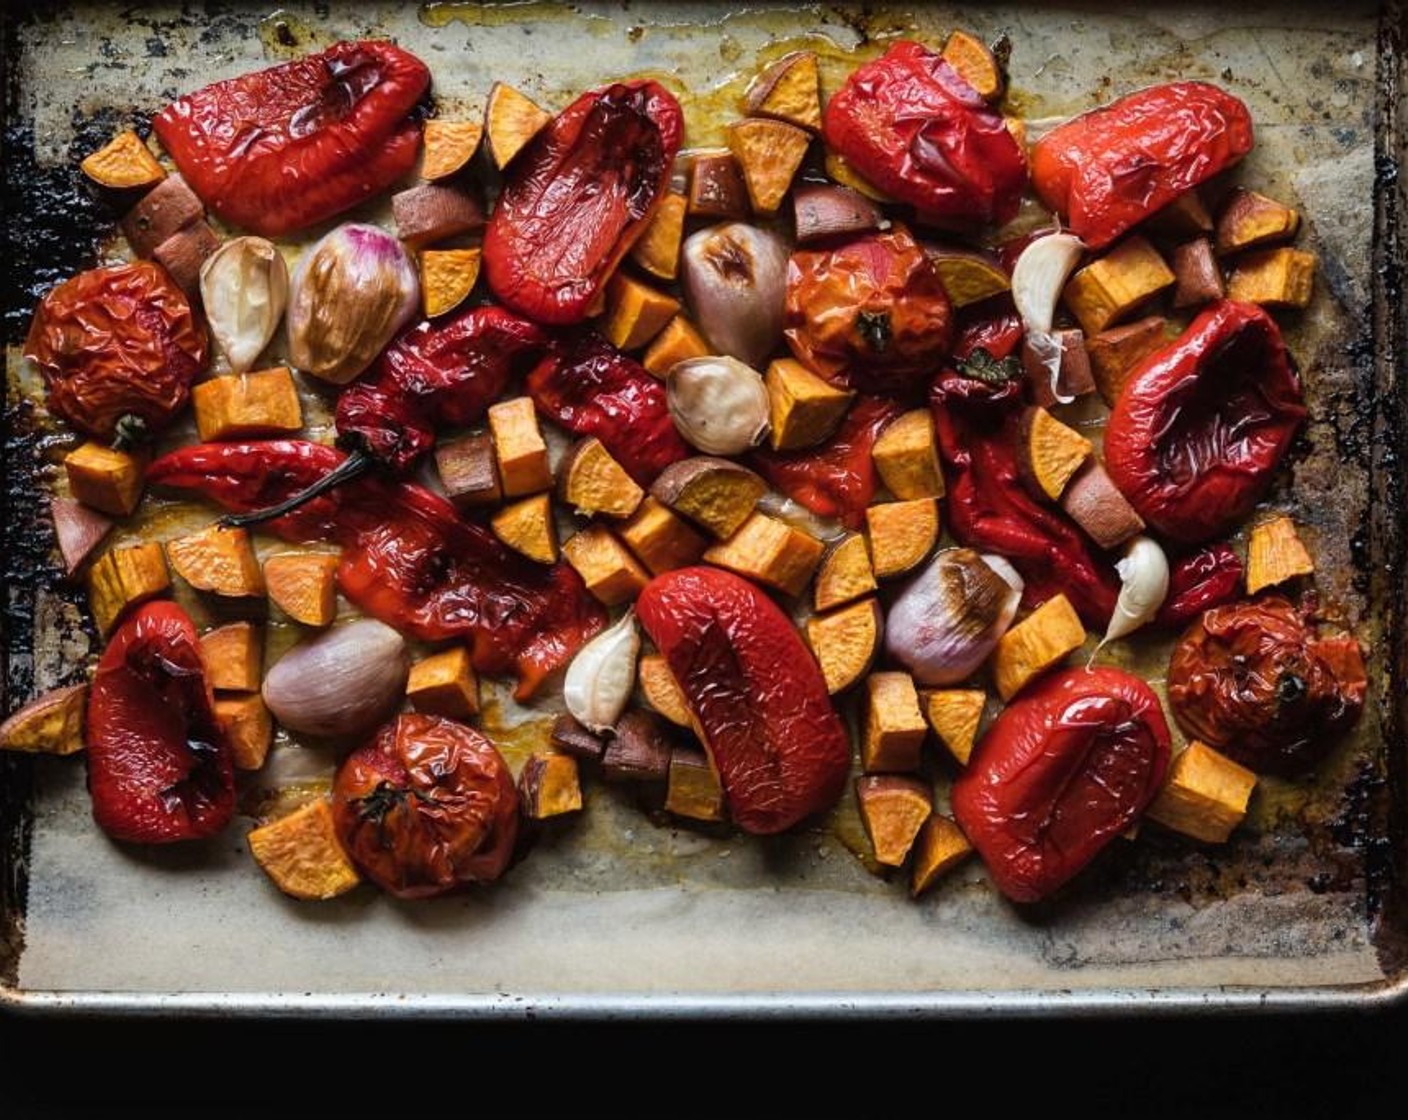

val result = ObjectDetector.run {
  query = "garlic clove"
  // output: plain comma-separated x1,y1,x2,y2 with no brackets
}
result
1102,535,1170,647
199,236,289,374
563,610,640,734
681,223,789,367
262,619,410,739
666,355,771,456
1011,231,1085,404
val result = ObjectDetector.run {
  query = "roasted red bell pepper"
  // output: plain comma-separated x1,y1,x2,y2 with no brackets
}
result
526,332,690,486
637,567,850,835
953,666,1170,903
823,40,1027,227
952,296,1023,363
147,440,605,698
484,81,683,324
1031,81,1254,249
1154,543,1244,630
1104,301,1305,545
86,600,235,844
154,40,430,237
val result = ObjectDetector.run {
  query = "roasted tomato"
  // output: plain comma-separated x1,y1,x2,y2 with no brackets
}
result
1104,301,1306,544
24,261,206,441
784,227,953,395
1154,543,1245,630
86,601,235,844
153,41,430,237
331,713,519,899
952,666,1171,903
823,40,1027,227
1167,597,1367,775
1031,81,1255,249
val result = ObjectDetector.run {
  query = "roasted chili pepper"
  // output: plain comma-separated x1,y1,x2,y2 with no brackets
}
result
823,40,1027,227
1167,596,1366,775
1154,543,1244,630
154,40,430,237
1104,301,1305,545
952,666,1170,903
24,261,207,443
147,440,605,698
1031,81,1254,249
332,713,519,899
783,227,954,395
86,600,235,844
750,396,904,529
931,365,1120,626
637,567,850,835
484,81,684,325
526,332,690,486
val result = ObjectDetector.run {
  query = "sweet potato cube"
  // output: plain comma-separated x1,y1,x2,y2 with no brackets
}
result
866,498,939,579
1087,316,1169,407
703,511,824,597
727,117,812,216
873,409,944,500
824,152,895,203
193,367,303,441
638,653,693,728
910,814,974,896
435,432,501,509
519,752,583,819
51,496,113,577
744,50,822,131
1146,740,1257,844
921,689,986,765
1147,189,1214,239
806,598,882,695
993,594,1086,700
1019,406,1092,501
1225,248,1316,308
766,358,854,451
551,712,606,761
488,396,553,497
215,692,273,770
643,318,709,380
618,496,709,575
201,621,262,692
856,775,933,867
651,457,766,539
89,542,170,634
419,247,482,318
1215,188,1300,255
484,82,552,169
1064,236,1175,335
153,220,221,299
0,684,88,756
1246,514,1315,594
407,646,479,719
562,525,650,606
630,192,688,281
121,173,203,257
666,748,726,821
814,533,876,612
558,437,644,519
601,273,680,351
602,710,674,782
1171,238,1225,309
421,118,484,181
687,150,750,219
929,248,1011,308
81,129,166,190
491,493,559,565
166,525,263,598
264,553,339,627
942,30,1003,98
1023,328,1096,408
65,441,145,517
247,799,361,901
863,671,927,773
1061,459,1145,550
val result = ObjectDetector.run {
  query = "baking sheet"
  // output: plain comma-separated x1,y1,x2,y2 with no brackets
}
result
2,0,1404,1016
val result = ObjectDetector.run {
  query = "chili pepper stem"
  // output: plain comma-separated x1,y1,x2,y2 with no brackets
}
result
220,449,372,528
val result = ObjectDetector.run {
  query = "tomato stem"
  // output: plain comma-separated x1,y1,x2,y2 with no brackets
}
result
220,448,371,528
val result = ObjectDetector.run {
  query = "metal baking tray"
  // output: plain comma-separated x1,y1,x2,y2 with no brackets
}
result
2,0,1405,1018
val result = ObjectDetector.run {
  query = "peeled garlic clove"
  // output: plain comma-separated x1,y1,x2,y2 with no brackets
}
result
1011,232,1085,404
681,223,789,367
286,223,419,385
1102,535,1170,647
563,611,640,734
199,236,289,374
666,356,770,455
262,619,410,739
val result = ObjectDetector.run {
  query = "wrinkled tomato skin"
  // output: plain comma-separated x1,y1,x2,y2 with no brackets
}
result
1167,597,1367,775
87,601,235,844
952,667,1170,904
332,714,519,899
485,81,683,325
637,567,850,835
823,40,1027,226
1031,81,1254,249
1154,543,1244,630
1104,301,1306,545
24,262,207,440
154,41,430,237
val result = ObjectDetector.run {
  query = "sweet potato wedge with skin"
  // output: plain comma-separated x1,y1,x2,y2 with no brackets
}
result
806,598,883,695
558,437,646,519
1225,248,1316,308
491,493,559,565
638,652,693,728
419,247,482,318
193,367,303,441
1215,188,1300,255
406,646,479,719
856,775,933,867
992,594,1086,700
927,247,1010,308
1019,406,1093,501
1171,237,1225,309
1147,189,1214,239
247,798,361,901
519,752,584,819
792,183,887,244
744,50,822,131
121,173,204,257
89,542,170,634
1063,235,1176,335
484,82,552,169
727,117,812,216
65,441,145,518
51,497,113,578
1023,328,1096,408
687,149,750,220
866,498,940,579
488,396,553,497
393,182,485,248
264,553,338,627
601,273,680,352
1061,457,1145,549
0,684,87,756
650,456,766,539
602,709,674,782
618,496,710,575
551,712,606,761
1146,740,1257,844
643,315,711,377
81,129,166,190
1087,316,1169,407
873,409,945,500
920,689,986,765
215,691,273,770
153,220,221,299
562,524,651,606
942,30,1004,100
666,747,726,822
703,511,824,597
166,525,263,598
421,119,484,181
910,814,974,896
629,192,688,281
766,358,854,451
1246,514,1315,594
200,621,262,692
814,533,877,612
434,432,501,508
862,671,928,773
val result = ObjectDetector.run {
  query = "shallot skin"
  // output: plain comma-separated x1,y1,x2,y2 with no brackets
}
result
681,223,789,368
262,618,410,738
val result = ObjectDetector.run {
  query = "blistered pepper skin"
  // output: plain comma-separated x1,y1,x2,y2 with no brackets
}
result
636,567,850,834
952,667,1170,904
